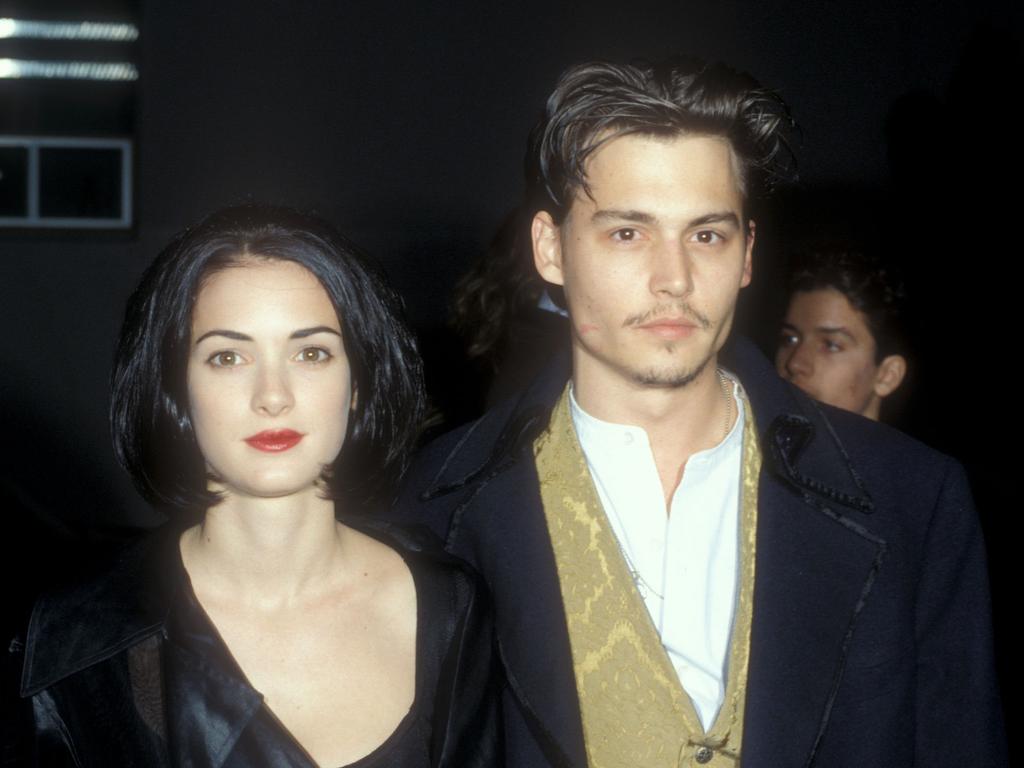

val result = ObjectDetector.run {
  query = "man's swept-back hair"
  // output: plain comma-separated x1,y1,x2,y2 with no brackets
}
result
526,56,796,222
110,204,426,515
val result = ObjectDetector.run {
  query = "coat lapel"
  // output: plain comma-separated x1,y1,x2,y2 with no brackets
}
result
423,352,588,768
724,337,887,767
162,642,265,768
468,458,587,768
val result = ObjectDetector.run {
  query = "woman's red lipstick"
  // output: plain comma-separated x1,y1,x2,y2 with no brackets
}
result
244,429,304,452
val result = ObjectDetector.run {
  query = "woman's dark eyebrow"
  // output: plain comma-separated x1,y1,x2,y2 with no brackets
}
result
290,326,342,339
194,329,251,345
194,326,341,346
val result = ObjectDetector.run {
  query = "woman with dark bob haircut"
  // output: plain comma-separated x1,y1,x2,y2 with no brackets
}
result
6,205,502,767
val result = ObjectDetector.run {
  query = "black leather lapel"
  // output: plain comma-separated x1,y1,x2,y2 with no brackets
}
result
162,641,265,768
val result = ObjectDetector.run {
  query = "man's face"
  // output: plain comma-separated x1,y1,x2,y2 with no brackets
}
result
532,133,753,392
775,287,889,418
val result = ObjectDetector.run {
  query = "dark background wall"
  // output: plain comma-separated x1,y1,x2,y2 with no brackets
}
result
2,0,1019,728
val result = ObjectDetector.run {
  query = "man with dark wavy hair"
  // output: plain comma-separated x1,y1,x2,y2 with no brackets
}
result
398,57,1005,767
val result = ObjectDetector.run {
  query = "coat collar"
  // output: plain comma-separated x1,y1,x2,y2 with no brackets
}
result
420,334,886,768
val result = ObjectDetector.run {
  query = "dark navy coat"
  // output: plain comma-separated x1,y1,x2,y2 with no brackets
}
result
394,335,1007,767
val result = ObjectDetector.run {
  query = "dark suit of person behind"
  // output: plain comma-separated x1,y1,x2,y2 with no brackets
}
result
393,57,1006,767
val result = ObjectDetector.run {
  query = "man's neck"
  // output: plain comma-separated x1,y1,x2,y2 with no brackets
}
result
572,358,737,506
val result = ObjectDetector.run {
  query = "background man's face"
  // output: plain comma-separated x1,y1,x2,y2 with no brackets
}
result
775,287,886,417
533,133,753,391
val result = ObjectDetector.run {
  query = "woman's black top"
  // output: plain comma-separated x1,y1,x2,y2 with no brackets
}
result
3,517,503,767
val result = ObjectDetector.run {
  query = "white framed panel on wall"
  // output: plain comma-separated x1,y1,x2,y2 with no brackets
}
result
0,135,132,228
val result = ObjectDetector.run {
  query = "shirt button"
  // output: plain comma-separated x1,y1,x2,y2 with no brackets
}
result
623,432,634,445
695,746,714,764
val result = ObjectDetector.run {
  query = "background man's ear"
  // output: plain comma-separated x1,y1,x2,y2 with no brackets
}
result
874,354,907,398
741,219,756,288
532,211,565,286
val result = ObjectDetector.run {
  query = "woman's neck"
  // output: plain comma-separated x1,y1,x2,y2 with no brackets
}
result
180,490,351,610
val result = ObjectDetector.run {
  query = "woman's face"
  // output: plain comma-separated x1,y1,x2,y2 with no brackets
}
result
186,257,353,502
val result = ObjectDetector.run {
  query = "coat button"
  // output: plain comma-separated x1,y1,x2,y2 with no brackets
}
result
695,745,714,763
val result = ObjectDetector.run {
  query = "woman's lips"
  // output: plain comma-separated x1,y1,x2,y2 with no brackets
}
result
244,429,304,452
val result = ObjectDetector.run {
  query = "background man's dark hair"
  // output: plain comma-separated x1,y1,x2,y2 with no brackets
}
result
787,248,909,362
110,204,426,516
525,56,797,223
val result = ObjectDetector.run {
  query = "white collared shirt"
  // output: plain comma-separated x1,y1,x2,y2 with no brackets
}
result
568,372,745,731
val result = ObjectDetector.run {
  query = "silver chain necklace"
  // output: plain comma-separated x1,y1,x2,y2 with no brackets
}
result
616,368,734,602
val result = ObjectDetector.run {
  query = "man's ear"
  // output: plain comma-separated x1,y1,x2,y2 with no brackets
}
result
532,210,565,286
741,219,755,288
873,354,907,398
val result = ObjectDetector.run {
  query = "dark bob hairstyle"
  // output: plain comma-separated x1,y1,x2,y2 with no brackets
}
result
525,56,797,223
110,204,426,514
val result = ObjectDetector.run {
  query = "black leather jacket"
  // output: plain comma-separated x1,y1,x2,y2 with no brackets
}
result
3,517,503,767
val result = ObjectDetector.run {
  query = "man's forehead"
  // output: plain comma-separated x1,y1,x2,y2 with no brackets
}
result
563,132,747,222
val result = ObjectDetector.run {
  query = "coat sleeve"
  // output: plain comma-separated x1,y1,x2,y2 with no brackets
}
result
430,565,505,768
913,458,1007,766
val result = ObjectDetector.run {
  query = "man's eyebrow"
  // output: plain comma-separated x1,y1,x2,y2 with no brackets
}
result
688,211,741,228
194,326,341,345
591,209,658,225
815,325,856,342
590,209,742,229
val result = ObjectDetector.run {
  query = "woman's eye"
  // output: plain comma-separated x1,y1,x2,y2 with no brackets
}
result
296,347,332,363
207,351,241,367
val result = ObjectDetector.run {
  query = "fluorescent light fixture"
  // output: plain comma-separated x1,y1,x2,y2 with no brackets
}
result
0,58,137,81
0,18,138,41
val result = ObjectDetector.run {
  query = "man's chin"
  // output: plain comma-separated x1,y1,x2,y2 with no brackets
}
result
630,355,712,389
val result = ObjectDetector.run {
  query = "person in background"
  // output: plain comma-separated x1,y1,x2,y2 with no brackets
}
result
452,208,569,409
775,249,908,421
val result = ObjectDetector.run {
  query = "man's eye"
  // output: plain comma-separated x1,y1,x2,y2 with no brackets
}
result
612,228,638,242
296,347,332,363
823,340,843,353
693,230,723,245
778,333,798,347
207,351,241,367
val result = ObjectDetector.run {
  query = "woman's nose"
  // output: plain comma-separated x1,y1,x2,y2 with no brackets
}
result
251,364,295,416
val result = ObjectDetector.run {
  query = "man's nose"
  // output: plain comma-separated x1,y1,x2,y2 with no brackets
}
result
649,240,694,298
781,341,813,379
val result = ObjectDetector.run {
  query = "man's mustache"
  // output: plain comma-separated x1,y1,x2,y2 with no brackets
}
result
623,303,712,330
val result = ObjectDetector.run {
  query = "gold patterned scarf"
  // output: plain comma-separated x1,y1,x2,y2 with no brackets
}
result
533,381,761,767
